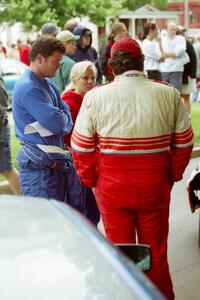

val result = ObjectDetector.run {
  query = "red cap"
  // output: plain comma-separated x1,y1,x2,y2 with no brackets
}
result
110,38,143,59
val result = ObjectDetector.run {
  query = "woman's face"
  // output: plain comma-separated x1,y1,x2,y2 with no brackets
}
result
74,67,96,96
151,27,158,39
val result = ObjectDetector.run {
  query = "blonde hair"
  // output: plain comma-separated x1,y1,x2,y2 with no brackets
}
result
63,61,97,93
108,22,127,41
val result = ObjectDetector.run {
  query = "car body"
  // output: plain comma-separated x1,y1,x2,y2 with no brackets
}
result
0,196,164,300
0,57,27,108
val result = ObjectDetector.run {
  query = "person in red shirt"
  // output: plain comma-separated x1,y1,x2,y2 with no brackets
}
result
0,41,7,57
17,39,31,66
62,61,100,225
99,22,128,82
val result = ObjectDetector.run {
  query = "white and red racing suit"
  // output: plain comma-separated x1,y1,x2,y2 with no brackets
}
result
71,70,194,299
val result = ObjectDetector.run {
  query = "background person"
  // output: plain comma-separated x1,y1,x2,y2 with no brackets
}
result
17,39,31,66
192,33,200,103
7,43,19,59
160,21,186,91
40,22,59,37
62,61,100,225
142,22,165,81
64,19,79,33
0,41,7,57
99,22,128,82
73,25,102,84
177,25,197,114
71,38,194,299
0,76,21,195
51,30,79,93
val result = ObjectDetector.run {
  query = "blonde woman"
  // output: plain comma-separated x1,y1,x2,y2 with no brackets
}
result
62,61,100,225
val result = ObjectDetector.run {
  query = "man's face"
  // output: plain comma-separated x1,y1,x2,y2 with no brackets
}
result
65,40,77,56
38,51,62,78
167,23,177,38
82,34,91,48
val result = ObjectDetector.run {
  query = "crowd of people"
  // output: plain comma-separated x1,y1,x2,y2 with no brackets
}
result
0,18,198,299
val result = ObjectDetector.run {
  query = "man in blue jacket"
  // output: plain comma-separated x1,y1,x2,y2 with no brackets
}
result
12,36,82,209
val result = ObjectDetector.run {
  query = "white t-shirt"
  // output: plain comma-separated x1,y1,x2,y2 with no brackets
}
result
160,35,186,72
142,39,161,71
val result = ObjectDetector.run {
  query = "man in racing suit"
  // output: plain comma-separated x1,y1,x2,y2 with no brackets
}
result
71,38,194,299
12,36,82,210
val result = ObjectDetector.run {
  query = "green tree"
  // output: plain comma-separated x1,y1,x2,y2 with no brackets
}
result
122,0,167,11
123,0,150,11
153,0,167,10
0,0,124,31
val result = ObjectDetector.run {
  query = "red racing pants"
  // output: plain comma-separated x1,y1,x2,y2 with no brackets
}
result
95,154,175,300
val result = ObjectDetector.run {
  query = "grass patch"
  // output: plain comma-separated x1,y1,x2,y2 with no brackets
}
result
191,103,200,146
0,125,20,182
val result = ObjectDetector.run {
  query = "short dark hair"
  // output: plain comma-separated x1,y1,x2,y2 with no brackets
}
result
29,36,65,62
108,51,144,75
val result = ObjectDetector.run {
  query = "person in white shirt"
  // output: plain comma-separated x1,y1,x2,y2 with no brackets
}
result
142,22,164,80
160,21,186,91
192,33,200,102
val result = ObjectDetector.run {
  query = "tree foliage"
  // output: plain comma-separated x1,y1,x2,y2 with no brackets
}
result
123,0,150,11
0,0,168,31
0,0,124,31
122,0,167,11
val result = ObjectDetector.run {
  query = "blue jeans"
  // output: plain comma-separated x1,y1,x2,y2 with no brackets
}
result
0,120,13,173
162,72,183,92
17,146,82,211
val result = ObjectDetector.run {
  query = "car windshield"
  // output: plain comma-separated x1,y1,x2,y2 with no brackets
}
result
0,59,26,76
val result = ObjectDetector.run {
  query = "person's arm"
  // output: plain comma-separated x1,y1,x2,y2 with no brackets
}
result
142,39,161,61
156,36,165,62
71,90,98,187
21,85,73,137
165,36,186,58
169,92,194,184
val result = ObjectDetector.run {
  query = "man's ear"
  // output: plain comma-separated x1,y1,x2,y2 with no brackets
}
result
36,54,44,64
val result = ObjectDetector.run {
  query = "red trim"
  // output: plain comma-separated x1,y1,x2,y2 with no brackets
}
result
173,131,194,145
174,127,193,137
71,137,95,149
73,129,95,141
72,131,95,145
99,133,170,142
100,142,169,151
100,137,170,146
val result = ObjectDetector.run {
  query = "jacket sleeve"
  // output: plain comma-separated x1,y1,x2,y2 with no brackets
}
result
170,93,194,183
21,85,73,137
71,90,98,187
174,36,186,57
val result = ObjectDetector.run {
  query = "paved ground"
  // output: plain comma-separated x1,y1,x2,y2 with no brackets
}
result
168,157,200,300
